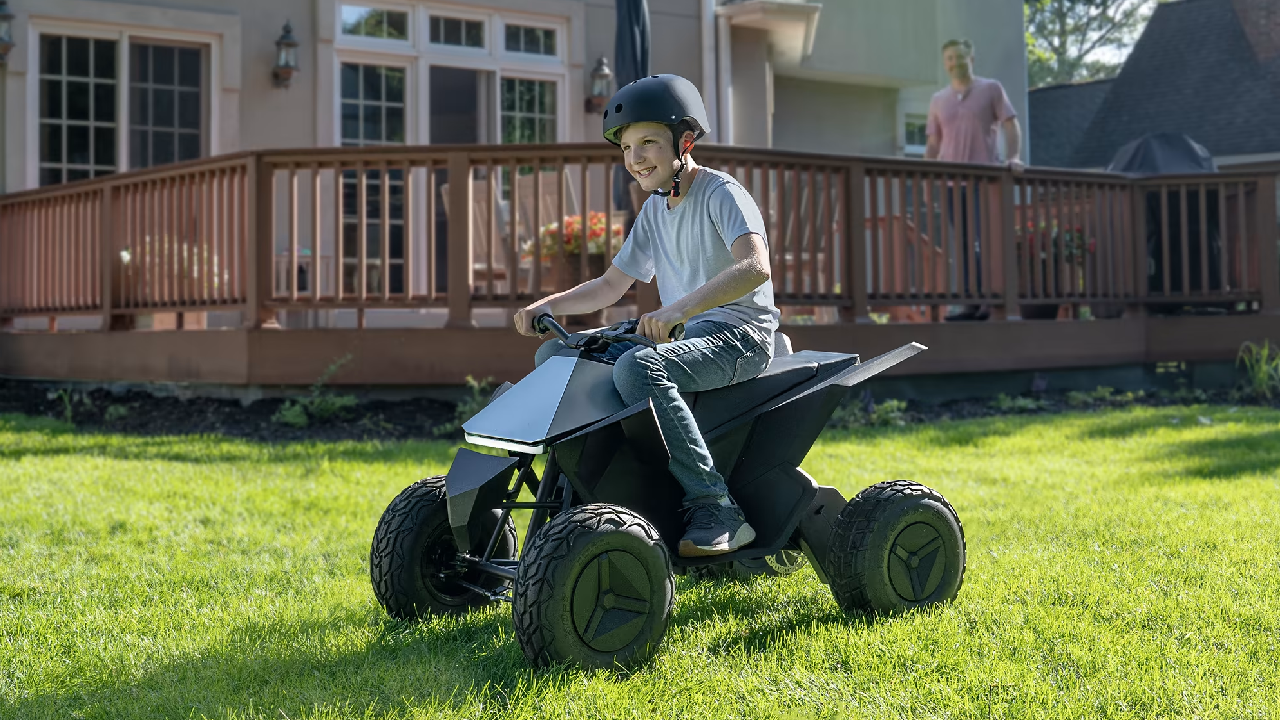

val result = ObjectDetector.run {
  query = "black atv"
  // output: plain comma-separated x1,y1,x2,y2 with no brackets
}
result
370,314,965,669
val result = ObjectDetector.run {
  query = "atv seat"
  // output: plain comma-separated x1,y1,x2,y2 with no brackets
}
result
687,352,820,434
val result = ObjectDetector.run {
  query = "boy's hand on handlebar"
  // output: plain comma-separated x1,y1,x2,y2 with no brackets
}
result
513,305,551,337
638,307,687,344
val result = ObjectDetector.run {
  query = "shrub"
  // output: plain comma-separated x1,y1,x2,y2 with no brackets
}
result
1236,341,1280,400
990,393,1048,413
433,376,496,437
271,354,357,429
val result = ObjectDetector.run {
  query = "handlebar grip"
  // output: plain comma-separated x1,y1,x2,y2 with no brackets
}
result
669,323,685,342
533,312,570,342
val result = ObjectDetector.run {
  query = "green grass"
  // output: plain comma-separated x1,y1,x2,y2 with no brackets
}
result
3,406,1280,720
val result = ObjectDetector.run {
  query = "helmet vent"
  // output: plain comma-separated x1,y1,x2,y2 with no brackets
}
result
614,103,623,114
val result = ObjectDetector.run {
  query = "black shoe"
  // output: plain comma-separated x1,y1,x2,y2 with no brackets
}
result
678,500,756,557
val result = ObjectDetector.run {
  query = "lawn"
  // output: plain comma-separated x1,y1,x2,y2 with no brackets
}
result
2,406,1279,720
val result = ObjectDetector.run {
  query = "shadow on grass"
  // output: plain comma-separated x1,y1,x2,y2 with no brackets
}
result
6,575,876,719
0,413,465,467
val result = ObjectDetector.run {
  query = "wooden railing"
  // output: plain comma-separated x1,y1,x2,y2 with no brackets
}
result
1,144,1277,330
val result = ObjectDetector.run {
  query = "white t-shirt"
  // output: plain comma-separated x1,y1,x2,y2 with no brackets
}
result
612,167,780,335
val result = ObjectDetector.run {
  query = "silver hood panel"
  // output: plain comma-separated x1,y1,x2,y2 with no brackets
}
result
462,355,626,445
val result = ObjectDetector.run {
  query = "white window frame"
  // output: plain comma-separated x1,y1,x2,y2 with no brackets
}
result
337,2,415,52
21,13,226,191
325,2,571,148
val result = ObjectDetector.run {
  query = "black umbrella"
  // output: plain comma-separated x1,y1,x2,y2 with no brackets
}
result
613,0,651,217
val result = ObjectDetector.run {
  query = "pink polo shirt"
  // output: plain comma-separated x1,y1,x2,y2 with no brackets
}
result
926,76,1017,165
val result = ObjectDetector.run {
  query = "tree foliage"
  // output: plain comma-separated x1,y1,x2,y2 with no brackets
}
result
1025,0,1158,88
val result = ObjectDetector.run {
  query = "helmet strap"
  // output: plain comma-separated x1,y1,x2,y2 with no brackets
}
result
652,140,694,198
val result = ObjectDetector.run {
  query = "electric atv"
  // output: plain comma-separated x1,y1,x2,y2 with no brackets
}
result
370,314,965,670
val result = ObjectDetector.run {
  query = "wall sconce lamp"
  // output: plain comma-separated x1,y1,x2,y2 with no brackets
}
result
0,1,16,64
585,56,613,113
272,20,299,88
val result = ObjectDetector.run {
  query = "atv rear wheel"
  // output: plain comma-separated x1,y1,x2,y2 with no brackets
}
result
826,480,965,615
370,476,516,619
513,504,674,670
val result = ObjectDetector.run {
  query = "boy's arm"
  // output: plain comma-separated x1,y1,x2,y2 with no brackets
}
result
637,232,770,343
514,265,634,336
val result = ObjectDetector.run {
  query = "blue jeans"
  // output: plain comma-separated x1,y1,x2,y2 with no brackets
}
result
534,321,772,504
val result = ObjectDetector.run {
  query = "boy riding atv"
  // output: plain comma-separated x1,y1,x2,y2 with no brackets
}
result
513,74,777,559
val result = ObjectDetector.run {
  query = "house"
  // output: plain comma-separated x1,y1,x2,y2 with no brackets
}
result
1029,0,1280,169
2,0,1028,194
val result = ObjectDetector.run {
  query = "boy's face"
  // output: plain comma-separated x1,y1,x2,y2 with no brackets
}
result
618,122,691,193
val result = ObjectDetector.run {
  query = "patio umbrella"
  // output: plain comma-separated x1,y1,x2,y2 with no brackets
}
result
612,0,651,219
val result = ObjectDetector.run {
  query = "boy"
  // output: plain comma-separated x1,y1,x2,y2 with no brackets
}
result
513,74,779,558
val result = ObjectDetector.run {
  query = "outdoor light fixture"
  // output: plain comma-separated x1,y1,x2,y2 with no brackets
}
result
0,1,16,64
585,56,613,113
272,20,299,88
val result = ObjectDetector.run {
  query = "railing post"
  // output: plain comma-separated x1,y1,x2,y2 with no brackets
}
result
1126,184,1149,318
999,173,1021,321
1256,174,1280,314
840,161,871,323
446,152,476,328
245,154,278,329
100,186,114,331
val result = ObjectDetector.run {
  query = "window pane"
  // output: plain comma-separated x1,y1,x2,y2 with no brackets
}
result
153,130,175,165
501,78,515,112
178,90,200,130
544,30,555,56
67,169,92,183
362,65,382,102
430,17,442,44
524,27,541,54
363,104,383,142
40,168,64,187
443,18,461,46
341,6,373,35
41,36,64,75
153,46,175,86
178,133,201,162
67,81,91,121
95,126,116,167
540,118,555,143
94,40,117,80
341,63,360,100
465,21,483,48
94,82,116,122
131,128,149,168
67,125,91,165
153,88,175,129
41,123,63,163
40,80,63,119
385,68,405,104
67,38,91,78
390,223,404,257
506,25,521,52
342,222,357,257
132,45,150,83
386,11,408,40
341,102,360,141
131,86,149,126
178,49,201,88
386,106,404,143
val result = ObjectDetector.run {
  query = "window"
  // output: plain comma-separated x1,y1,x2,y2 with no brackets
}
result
340,63,407,146
501,78,556,144
341,5,409,41
130,44,204,169
39,36,118,186
339,62,406,294
505,24,555,57
429,16,484,48
904,113,928,157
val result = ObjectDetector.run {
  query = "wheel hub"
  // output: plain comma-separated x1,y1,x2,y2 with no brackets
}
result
888,523,946,602
571,551,652,653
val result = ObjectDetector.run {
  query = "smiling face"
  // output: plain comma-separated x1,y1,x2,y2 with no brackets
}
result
618,122,693,193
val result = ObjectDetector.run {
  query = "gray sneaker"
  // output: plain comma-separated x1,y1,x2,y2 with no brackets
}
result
678,500,757,557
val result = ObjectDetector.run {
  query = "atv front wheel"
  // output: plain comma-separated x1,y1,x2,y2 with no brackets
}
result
513,504,674,670
826,480,965,615
370,476,516,619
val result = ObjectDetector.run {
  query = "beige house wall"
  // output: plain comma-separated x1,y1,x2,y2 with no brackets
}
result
772,77,897,157
2,0,1028,193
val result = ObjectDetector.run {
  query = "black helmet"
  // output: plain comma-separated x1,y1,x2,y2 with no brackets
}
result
602,74,710,147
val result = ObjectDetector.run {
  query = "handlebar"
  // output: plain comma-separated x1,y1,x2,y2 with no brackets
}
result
533,313,686,348
533,313,570,343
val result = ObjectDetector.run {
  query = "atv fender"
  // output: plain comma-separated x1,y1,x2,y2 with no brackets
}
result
445,448,519,549
795,485,846,584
